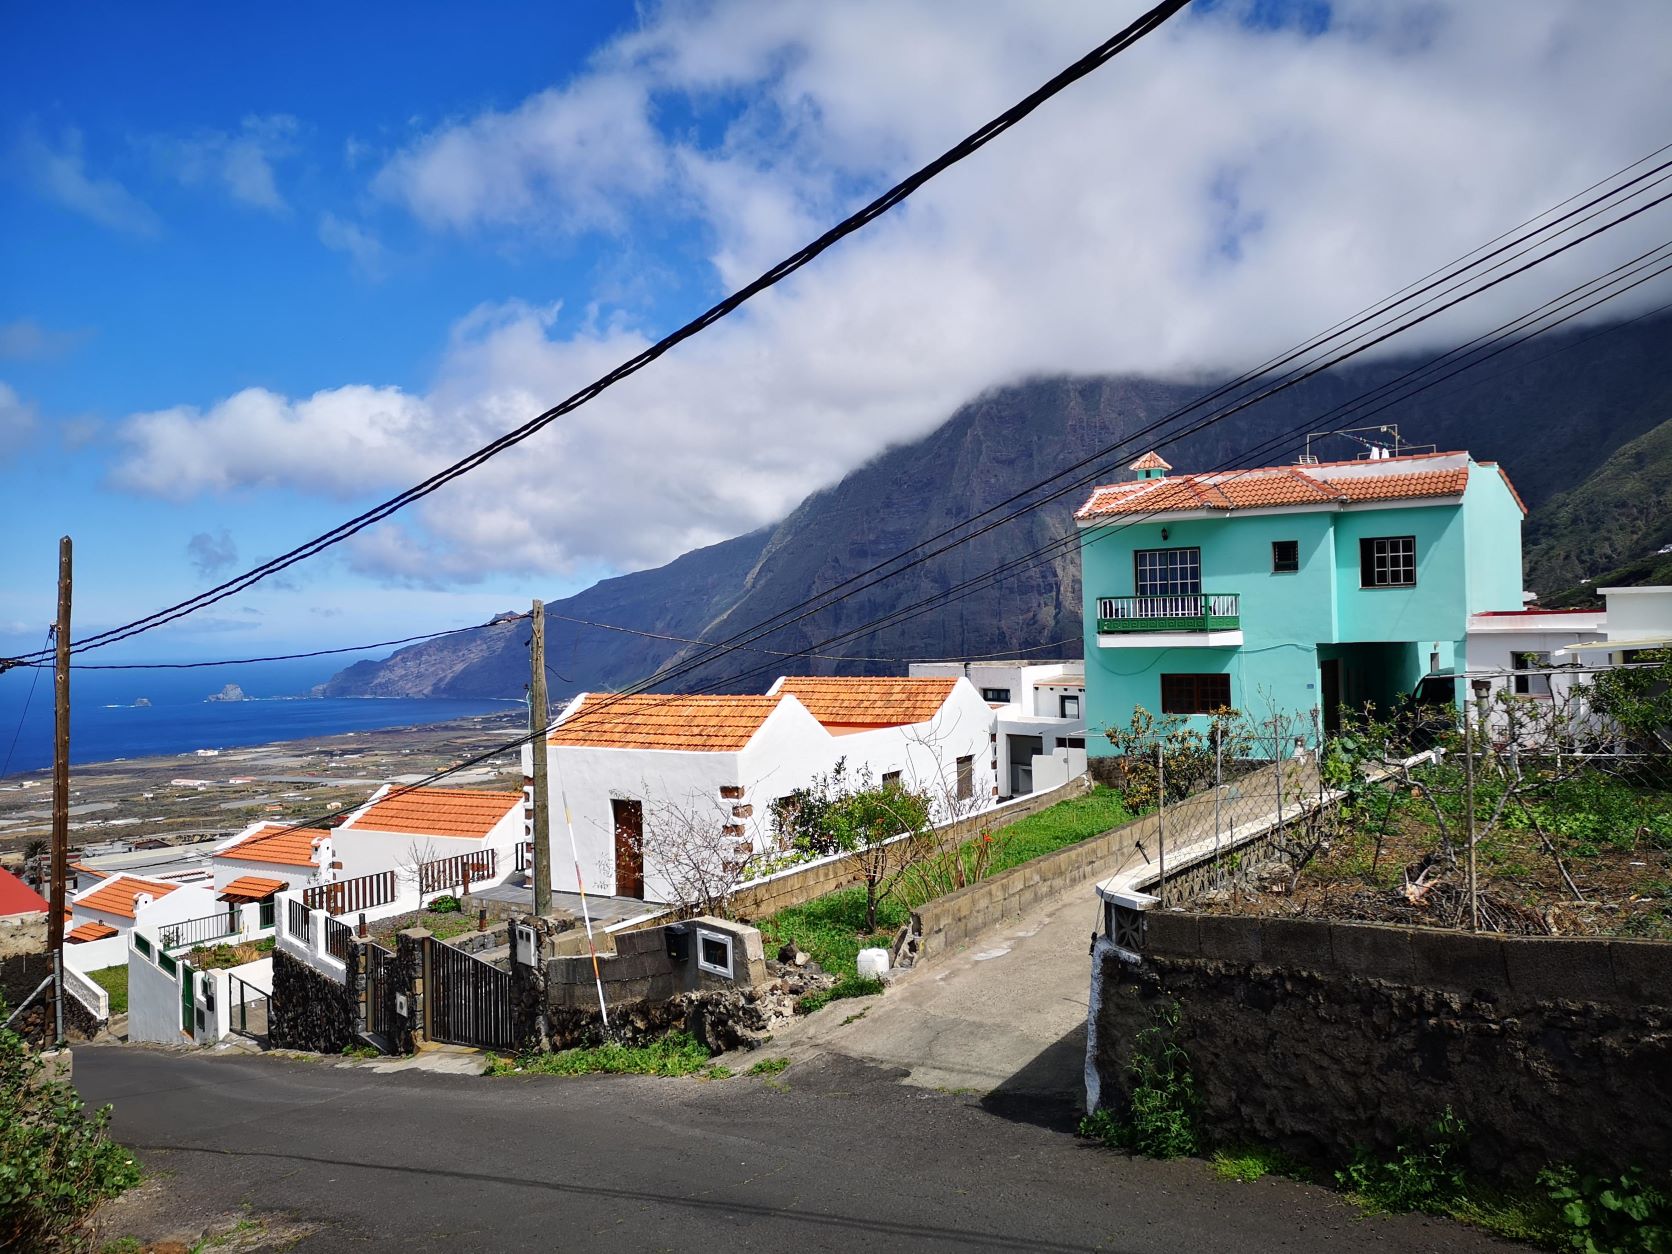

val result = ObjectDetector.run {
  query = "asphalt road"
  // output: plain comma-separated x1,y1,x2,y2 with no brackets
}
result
79,1046,1516,1253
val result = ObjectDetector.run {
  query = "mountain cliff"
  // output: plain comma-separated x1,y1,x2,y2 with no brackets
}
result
323,312,1672,699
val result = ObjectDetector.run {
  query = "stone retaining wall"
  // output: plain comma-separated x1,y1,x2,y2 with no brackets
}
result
269,948,359,1053
907,806,1154,966
730,775,1091,921
1088,912,1672,1180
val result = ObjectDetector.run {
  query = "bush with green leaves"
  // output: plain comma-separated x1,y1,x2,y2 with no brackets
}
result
1338,1107,1469,1214
1541,1165,1672,1254
1080,1002,1198,1159
1102,706,1251,811
427,894,462,914
0,1002,140,1251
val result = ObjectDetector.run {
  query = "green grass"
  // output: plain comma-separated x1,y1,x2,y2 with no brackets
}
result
759,787,1136,985
746,1056,791,1077
485,1030,713,1078
1211,1147,1308,1184
797,975,885,1014
370,908,485,948
88,964,128,1015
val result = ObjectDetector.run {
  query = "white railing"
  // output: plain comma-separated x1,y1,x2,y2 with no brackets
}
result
1098,593,1240,621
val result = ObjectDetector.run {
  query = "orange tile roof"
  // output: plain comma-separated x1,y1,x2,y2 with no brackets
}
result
220,875,288,902
346,786,522,839
1130,451,1172,471
67,921,118,943
219,822,331,868
76,875,179,920
1076,453,1479,520
776,676,960,727
546,693,783,752
69,861,109,880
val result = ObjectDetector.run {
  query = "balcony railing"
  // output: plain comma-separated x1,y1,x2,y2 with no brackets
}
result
1097,593,1240,634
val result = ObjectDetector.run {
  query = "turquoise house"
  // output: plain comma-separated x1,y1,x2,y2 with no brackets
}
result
1074,449,1526,753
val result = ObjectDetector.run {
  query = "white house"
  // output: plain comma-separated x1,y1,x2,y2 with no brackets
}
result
66,873,220,970
211,821,336,904
909,660,1086,796
333,785,524,887
528,675,998,904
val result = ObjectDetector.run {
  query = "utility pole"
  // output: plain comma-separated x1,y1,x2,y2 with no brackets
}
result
47,537,72,1041
529,600,553,918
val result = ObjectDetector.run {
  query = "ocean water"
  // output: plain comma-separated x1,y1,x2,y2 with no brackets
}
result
0,658,519,777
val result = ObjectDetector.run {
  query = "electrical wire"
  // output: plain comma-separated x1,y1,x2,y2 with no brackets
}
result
23,0,1190,663
0,629,51,780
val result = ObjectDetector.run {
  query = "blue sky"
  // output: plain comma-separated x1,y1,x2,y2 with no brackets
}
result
2,1,1668,666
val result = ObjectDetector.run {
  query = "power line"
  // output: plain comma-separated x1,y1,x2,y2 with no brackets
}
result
247,206,1672,840
29,1,1190,662
0,628,51,780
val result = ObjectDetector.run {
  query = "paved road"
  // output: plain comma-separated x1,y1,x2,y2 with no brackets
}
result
80,1046,1514,1252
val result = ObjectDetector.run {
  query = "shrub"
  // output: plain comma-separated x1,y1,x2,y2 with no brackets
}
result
427,894,462,914
1541,1165,1672,1254
0,1001,140,1251
797,975,885,1015
1080,1002,1197,1159
486,1030,713,1078
1338,1107,1469,1214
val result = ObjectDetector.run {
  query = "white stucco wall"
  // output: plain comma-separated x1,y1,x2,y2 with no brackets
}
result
63,933,129,973
213,854,316,894
529,682,1002,904
126,945,184,1045
1601,586,1672,641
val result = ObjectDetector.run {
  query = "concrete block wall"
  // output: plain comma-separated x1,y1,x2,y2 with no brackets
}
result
541,916,767,1011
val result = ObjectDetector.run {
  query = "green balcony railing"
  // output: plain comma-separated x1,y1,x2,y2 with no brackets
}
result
1096,593,1240,634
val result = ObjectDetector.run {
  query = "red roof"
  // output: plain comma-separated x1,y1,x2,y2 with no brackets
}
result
0,868,48,917
220,875,289,902
67,921,118,943
75,875,179,920
1076,452,1498,520
219,822,332,868
345,786,522,840
1129,451,1172,471
545,694,783,752
774,676,960,727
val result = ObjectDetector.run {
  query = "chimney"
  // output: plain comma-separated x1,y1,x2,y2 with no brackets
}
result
1129,451,1171,481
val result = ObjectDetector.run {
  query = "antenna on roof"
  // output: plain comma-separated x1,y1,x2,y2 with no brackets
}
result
1300,424,1437,464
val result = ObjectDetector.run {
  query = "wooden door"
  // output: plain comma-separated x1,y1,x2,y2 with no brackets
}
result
612,798,645,898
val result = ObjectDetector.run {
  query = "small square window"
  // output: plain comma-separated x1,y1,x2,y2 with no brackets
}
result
1360,536,1417,588
980,687,1012,703
1271,540,1299,573
1060,694,1081,719
881,770,902,790
696,929,734,978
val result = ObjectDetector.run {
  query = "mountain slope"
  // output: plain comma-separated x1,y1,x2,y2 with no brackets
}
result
325,312,1672,699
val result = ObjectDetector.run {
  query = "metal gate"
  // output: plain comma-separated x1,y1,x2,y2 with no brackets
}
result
363,941,399,1039
426,939,516,1050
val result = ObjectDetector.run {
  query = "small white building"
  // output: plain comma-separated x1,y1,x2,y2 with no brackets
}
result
212,821,335,904
333,785,524,886
528,676,998,904
910,660,1087,797
66,873,221,970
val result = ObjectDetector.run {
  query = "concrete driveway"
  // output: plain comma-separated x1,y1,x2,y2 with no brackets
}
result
771,877,1109,1125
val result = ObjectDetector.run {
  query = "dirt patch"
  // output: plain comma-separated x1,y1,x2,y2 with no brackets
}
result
1193,775,1672,937
90,1176,318,1252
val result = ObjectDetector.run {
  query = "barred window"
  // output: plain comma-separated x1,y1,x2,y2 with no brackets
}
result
1134,547,1201,597
1359,535,1416,588
1160,673,1231,715
1271,540,1299,573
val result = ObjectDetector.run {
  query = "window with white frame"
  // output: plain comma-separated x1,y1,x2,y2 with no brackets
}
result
1060,694,1081,719
1359,535,1416,587
1135,547,1201,597
696,928,734,978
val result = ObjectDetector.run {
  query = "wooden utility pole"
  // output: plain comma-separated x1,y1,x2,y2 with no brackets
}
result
529,600,553,918
47,537,72,1037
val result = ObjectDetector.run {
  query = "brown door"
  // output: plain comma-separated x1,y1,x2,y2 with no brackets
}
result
612,798,645,898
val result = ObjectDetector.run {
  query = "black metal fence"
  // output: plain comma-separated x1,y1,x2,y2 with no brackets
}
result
287,896,311,942
228,972,269,1041
426,937,516,1050
159,910,241,951
325,916,353,963
364,941,399,1039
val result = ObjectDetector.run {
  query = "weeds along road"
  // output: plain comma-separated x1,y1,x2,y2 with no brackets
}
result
79,1045,1516,1253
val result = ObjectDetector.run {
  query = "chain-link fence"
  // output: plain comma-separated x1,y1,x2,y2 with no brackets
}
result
1092,657,1672,938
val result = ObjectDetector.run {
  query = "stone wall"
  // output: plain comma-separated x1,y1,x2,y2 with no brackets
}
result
906,804,1154,965
730,775,1091,921
269,948,359,1053
1088,913,1672,1181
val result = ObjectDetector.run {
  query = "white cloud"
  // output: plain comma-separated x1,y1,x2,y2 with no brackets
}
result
0,382,39,455
318,211,385,277
0,319,90,362
111,0,1672,583
146,114,299,212
18,126,159,236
